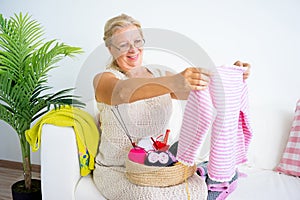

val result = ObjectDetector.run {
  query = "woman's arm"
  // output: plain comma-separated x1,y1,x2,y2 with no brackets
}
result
93,67,210,105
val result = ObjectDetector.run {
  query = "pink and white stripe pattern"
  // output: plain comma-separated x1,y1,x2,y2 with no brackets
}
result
276,99,300,176
176,65,252,182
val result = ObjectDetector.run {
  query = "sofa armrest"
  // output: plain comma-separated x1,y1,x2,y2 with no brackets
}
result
41,124,81,200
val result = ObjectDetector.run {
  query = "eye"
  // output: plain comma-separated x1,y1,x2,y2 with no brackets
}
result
158,152,169,164
134,39,144,47
118,42,129,50
147,152,159,163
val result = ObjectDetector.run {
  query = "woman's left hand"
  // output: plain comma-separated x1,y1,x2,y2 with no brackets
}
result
234,61,251,80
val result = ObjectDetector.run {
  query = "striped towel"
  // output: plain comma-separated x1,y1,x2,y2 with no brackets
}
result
176,65,252,182
276,99,300,177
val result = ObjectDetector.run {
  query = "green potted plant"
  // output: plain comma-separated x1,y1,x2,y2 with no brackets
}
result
0,12,84,199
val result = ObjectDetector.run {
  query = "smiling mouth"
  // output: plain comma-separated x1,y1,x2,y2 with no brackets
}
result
127,54,139,61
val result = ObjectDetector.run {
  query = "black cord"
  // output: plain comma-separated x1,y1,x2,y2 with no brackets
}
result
111,105,135,147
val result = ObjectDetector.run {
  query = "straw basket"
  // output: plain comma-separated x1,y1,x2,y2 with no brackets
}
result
125,158,197,187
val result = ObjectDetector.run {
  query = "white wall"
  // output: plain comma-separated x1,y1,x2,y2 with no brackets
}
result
0,0,299,167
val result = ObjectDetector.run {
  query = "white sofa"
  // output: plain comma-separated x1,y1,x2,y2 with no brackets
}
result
40,100,300,200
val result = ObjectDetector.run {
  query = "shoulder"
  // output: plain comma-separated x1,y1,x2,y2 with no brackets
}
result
93,67,124,81
93,70,119,89
93,71,114,80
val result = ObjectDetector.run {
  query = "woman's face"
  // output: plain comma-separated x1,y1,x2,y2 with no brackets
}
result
109,25,144,72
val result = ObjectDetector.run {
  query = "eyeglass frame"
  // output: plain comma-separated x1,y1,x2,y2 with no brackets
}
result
110,38,145,53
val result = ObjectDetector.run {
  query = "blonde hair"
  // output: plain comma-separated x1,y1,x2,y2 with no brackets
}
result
103,14,143,46
103,14,143,69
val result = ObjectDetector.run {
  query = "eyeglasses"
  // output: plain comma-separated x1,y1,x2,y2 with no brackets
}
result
111,39,145,53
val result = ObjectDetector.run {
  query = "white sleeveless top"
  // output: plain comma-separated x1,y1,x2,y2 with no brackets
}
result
95,67,172,166
93,67,207,200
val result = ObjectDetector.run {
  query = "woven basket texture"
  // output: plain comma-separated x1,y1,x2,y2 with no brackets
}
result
125,158,196,187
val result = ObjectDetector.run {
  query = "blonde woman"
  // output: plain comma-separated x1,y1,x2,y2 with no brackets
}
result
93,13,250,200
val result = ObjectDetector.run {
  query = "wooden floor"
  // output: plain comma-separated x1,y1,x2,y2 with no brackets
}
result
0,160,40,200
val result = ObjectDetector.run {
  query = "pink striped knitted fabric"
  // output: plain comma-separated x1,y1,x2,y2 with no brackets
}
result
275,99,300,176
176,65,252,182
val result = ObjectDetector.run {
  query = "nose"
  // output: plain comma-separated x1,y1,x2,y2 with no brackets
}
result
128,43,138,52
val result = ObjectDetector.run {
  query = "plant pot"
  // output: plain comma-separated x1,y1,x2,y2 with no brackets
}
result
11,179,42,200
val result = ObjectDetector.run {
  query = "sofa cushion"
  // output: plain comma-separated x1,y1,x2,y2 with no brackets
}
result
228,166,300,200
75,175,106,200
246,104,294,170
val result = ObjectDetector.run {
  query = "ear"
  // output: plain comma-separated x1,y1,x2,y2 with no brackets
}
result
108,46,117,59
108,46,113,54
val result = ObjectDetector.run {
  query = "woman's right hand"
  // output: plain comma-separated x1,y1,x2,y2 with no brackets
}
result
176,67,211,91
170,67,211,100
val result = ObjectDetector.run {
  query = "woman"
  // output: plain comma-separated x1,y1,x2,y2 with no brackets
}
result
93,13,250,200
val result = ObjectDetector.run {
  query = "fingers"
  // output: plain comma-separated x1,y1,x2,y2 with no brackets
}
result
234,60,251,69
189,67,211,77
192,85,209,90
189,70,210,82
234,61,251,80
189,79,209,87
243,63,251,68
184,67,211,90
234,60,243,67
243,65,251,80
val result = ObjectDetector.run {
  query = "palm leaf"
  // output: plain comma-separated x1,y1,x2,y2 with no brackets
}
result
0,12,85,131
0,12,86,190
